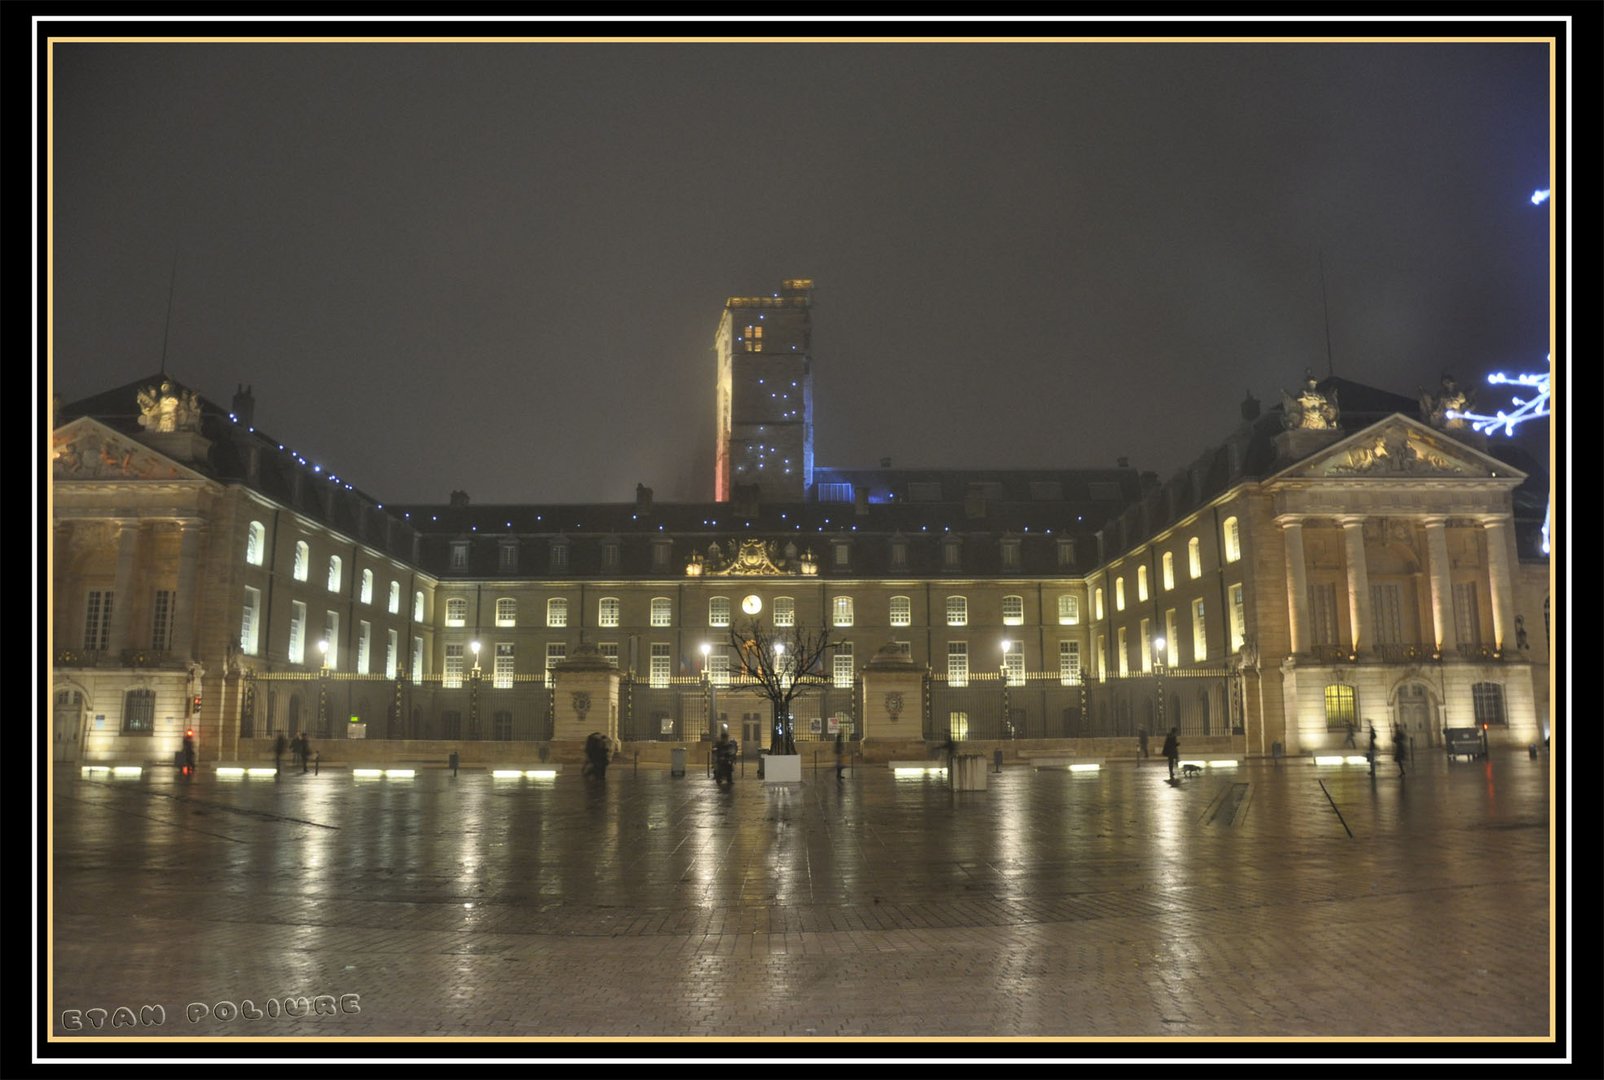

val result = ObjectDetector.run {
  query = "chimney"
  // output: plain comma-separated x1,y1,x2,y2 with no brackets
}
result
854,487,870,517
449,490,470,508
231,384,256,426
635,483,653,513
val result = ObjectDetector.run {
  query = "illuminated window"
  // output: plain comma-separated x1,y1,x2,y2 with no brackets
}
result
413,590,424,622
122,689,155,734
889,595,912,628
357,620,371,674
150,589,174,651
496,598,517,627
241,587,261,656
650,597,672,627
445,598,467,627
1003,640,1023,686
1192,598,1207,662
324,610,339,669
450,542,468,570
495,643,515,689
499,542,518,573
1188,537,1202,579
1229,584,1246,652
1140,618,1151,672
1094,588,1104,621
385,629,398,679
360,569,373,605
1058,594,1080,625
444,644,464,688
709,596,731,628
293,541,309,582
598,597,621,628
650,642,671,688
1002,595,1024,626
834,596,854,628
948,711,969,741
1115,577,1125,612
246,521,266,566
834,642,854,688
1117,627,1129,676
547,598,568,628
947,641,969,686
545,643,565,688
327,556,342,593
1096,634,1106,679
1162,551,1175,590
1472,682,1506,726
1137,565,1148,602
1323,684,1356,730
1059,640,1081,685
773,596,795,627
743,324,764,352
946,595,968,627
598,642,619,668
288,601,306,664
1165,609,1179,666
389,580,400,614
1223,517,1241,563
411,636,423,682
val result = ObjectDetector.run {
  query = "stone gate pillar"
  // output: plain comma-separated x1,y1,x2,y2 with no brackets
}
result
552,643,620,744
860,642,924,746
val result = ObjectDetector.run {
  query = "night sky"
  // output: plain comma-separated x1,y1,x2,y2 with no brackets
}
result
48,38,1554,505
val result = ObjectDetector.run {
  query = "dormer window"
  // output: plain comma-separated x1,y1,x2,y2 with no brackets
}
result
498,542,518,573
449,542,469,570
549,540,569,573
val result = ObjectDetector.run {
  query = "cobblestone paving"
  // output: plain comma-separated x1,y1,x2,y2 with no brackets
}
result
49,753,1554,1041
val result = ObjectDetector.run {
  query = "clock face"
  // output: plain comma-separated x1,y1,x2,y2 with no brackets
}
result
742,594,763,615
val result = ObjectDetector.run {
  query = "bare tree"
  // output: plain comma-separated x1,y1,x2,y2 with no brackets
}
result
726,620,837,755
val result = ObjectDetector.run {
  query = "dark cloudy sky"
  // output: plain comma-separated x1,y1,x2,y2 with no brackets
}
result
49,38,1553,504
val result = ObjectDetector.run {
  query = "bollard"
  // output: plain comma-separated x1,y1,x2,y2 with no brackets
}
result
993,748,1003,774
449,751,459,777
313,752,320,776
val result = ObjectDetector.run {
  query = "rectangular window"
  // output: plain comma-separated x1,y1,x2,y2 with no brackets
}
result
890,541,908,570
389,581,401,614
1030,481,1063,501
241,587,261,656
1223,517,1242,562
1117,627,1129,677
356,620,371,674
1059,640,1081,685
547,598,568,627
1163,552,1175,591
1188,538,1202,579
444,644,464,688
599,642,619,667
947,641,969,687
908,481,943,501
495,643,515,689
122,689,156,734
1472,682,1506,726
496,598,517,627
650,597,672,627
288,601,306,664
83,590,113,652
1310,583,1340,647
1058,594,1080,625
1002,595,1024,626
889,595,911,627
549,544,569,572
1003,640,1023,686
709,596,731,627
450,542,469,570
386,629,398,679
324,611,340,669
743,323,763,352
445,597,467,627
1165,609,1179,666
1324,684,1357,730
1191,598,1207,662
708,648,730,687
150,589,174,651
946,595,967,627
773,597,795,627
650,643,671,688
942,541,961,569
361,570,374,605
1370,584,1403,645
1229,584,1247,652
598,597,621,628
413,590,424,622
327,556,342,593
545,643,564,688
411,636,424,682
818,482,853,503
651,540,672,572
499,543,517,572
833,541,850,568
893,641,912,658
1115,577,1125,612
834,642,854,689
1137,566,1149,602
1000,540,1020,569
602,542,620,570
1057,537,1076,568
948,711,969,741
833,596,854,628
1096,634,1106,680
1453,582,1481,645
1140,618,1152,672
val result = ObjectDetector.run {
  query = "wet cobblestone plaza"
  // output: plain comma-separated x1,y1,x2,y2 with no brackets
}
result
49,751,1556,1045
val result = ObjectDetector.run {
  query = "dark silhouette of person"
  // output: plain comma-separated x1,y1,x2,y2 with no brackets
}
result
300,732,312,773
274,732,288,774
1368,724,1379,777
1162,727,1179,780
584,732,609,778
1138,729,1150,761
835,730,846,781
1393,724,1408,777
181,733,196,774
1344,720,1357,748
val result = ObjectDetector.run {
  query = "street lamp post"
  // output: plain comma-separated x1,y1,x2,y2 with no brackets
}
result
469,640,482,738
701,642,720,741
1153,636,1167,738
1000,639,1012,739
316,639,330,737
773,641,787,751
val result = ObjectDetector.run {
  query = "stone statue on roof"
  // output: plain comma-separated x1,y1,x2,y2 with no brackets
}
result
1280,371,1339,431
136,379,203,433
1418,374,1474,431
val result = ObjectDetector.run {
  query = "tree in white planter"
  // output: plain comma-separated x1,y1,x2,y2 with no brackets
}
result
727,620,837,755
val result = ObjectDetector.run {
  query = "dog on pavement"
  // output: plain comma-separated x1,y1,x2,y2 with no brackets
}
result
1180,763,1203,778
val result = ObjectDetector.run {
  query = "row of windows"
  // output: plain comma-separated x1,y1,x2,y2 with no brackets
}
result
81,589,177,652
1097,519,1243,617
1323,682,1507,728
247,522,420,617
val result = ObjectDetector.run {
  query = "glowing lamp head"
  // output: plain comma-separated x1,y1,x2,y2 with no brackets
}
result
470,640,481,657
700,642,712,657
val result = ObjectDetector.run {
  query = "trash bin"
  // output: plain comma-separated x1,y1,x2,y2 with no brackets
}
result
670,746,687,777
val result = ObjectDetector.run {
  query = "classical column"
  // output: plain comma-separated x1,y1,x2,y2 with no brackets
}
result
106,520,141,657
1480,516,1518,654
1277,516,1310,655
1338,516,1372,656
1421,516,1457,656
170,521,204,660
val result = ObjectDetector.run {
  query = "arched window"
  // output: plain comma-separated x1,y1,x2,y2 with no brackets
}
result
389,580,400,614
1472,682,1506,726
889,595,912,627
833,596,854,628
360,569,373,604
293,541,309,582
245,521,266,566
709,596,731,627
946,595,968,627
1223,516,1241,562
1137,565,1148,602
445,597,467,627
496,598,517,627
1002,595,1024,626
1162,551,1175,590
650,597,672,627
772,596,795,627
327,556,342,593
598,597,621,628
1115,576,1126,611
1188,537,1202,579
547,598,568,627
413,590,424,622
1058,594,1080,625
1323,684,1356,731
1094,587,1104,620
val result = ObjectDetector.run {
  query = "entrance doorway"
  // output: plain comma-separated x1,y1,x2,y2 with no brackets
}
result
1397,682,1436,748
53,689,85,763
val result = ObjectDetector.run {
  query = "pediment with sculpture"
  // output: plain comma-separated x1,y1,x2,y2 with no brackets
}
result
51,419,194,482
1288,417,1514,480
686,537,818,577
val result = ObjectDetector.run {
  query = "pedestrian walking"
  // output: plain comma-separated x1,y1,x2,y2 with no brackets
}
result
1367,723,1378,778
181,732,196,775
274,732,287,774
1344,720,1357,748
291,732,304,770
1162,727,1179,780
300,732,312,774
1138,728,1150,762
1393,724,1408,777
834,730,846,781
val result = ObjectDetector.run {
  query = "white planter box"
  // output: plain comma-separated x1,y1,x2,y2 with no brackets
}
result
761,753,802,783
